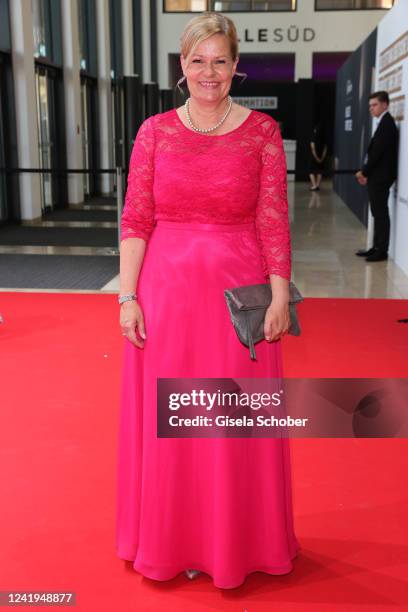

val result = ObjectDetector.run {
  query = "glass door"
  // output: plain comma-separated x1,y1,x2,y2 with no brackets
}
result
111,81,125,191
0,63,6,222
81,80,90,196
80,74,97,197
35,68,53,213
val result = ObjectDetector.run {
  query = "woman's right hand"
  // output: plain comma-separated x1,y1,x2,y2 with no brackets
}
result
120,300,146,348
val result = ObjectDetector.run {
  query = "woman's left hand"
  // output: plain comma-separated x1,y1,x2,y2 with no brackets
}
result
264,299,290,342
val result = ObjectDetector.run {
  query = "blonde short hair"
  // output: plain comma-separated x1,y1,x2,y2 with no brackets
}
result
180,12,239,61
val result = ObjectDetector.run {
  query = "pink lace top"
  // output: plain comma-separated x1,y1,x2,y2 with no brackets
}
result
121,108,291,280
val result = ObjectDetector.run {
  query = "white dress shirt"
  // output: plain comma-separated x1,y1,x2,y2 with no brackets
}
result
373,109,389,135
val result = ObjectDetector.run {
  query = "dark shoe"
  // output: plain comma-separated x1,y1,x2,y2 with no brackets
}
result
355,248,375,257
365,251,388,262
185,569,201,580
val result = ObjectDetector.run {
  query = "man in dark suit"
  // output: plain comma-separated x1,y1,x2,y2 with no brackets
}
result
355,91,398,262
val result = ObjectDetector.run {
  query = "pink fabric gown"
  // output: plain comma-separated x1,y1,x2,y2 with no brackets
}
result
116,108,300,589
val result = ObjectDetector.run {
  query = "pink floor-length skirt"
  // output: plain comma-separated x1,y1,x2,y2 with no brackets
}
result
116,220,300,589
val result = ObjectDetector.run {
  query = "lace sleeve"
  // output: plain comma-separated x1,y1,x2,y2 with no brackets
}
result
255,119,291,281
120,116,156,242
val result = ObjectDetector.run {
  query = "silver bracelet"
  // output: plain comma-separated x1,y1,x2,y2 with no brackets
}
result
118,293,137,305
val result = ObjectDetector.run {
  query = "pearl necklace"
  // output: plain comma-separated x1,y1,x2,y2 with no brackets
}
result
184,96,233,133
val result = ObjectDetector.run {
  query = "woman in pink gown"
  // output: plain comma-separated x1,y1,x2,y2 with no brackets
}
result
116,12,300,589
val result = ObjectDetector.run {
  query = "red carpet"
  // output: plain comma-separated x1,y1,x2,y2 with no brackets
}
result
0,292,407,611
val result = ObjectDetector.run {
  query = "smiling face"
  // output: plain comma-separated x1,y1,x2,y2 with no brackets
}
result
180,33,239,106
369,97,388,118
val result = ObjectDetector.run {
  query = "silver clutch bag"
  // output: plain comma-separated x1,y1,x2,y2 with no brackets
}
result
224,282,304,360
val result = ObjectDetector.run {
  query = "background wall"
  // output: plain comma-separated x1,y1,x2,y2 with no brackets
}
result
156,0,387,87
375,0,408,275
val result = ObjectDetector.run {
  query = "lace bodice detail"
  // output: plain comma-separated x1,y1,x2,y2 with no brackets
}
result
121,108,291,280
